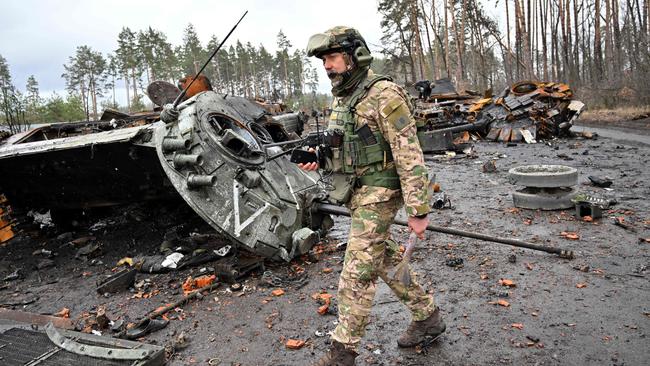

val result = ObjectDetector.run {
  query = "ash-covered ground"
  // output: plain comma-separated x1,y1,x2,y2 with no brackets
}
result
1,122,648,366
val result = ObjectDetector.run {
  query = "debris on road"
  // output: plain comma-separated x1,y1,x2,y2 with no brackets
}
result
613,217,637,232
509,165,579,210
560,232,580,240
445,257,464,268
588,176,613,188
182,275,216,295
285,338,306,350
499,279,517,287
96,268,136,294
54,307,70,318
482,160,497,173
271,288,285,296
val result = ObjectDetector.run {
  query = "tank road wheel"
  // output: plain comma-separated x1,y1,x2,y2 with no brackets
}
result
508,165,578,188
512,187,579,210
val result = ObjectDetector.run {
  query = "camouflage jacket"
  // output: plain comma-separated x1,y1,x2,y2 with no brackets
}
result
331,70,431,216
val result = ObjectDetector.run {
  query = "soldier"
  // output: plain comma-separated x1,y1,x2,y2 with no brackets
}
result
300,26,446,366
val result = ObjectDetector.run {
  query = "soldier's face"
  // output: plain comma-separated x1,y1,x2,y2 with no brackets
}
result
322,52,353,88
322,52,348,74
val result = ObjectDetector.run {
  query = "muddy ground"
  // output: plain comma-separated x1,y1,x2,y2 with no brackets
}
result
1,121,649,366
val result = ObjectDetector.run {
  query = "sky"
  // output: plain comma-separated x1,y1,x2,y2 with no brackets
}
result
0,0,505,104
0,0,386,102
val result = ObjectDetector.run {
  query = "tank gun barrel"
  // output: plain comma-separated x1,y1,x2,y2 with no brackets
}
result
173,11,248,108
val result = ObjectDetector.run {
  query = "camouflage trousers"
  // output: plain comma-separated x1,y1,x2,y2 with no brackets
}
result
331,196,436,350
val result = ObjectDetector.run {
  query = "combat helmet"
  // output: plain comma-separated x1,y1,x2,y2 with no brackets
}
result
306,26,373,68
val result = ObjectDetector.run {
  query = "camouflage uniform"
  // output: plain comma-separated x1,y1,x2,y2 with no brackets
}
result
330,71,436,350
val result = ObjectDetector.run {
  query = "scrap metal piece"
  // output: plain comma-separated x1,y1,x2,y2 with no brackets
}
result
96,268,136,294
512,187,579,210
508,165,578,188
0,194,15,243
45,323,162,362
572,194,610,219
0,308,75,330
417,130,454,152
147,81,182,107
215,255,265,283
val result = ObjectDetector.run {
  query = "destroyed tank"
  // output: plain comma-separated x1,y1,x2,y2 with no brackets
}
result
0,86,329,261
153,91,331,261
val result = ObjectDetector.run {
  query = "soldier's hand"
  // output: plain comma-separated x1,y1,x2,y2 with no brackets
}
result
408,215,429,240
297,148,319,171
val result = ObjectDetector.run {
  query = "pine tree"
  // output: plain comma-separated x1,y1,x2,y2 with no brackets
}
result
276,30,292,98
62,45,106,120
116,27,139,110
0,55,30,132
104,54,119,109
179,24,205,76
25,75,40,122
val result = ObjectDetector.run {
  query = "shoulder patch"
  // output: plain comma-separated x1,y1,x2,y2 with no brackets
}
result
393,114,410,131
380,97,403,118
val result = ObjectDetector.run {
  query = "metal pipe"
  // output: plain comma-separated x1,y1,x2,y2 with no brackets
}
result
173,153,203,168
187,174,216,188
162,137,191,152
263,138,304,148
313,202,573,259
420,122,482,135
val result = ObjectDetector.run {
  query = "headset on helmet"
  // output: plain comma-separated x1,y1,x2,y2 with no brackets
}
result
306,26,373,68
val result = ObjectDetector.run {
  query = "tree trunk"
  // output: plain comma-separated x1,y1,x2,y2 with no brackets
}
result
124,76,131,112
515,0,533,79
505,0,513,83
605,0,614,81
411,0,426,80
594,0,603,80
557,0,564,80
90,77,98,121
422,0,438,79
111,74,116,107
131,67,138,102
444,0,451,78
541,0,549,80
450,0,464,84
573,0,580,84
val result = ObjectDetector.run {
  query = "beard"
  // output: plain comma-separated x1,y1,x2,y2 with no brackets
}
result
327,70,345,88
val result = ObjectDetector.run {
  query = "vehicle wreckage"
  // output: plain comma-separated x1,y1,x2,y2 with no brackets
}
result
0,85,323,261
412,79,585,152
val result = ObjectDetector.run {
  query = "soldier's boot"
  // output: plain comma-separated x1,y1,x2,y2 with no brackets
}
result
312,341,358,366
397,308,446,348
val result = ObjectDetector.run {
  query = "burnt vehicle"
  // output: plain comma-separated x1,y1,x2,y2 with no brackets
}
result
412,79,585,151
0,87,328,261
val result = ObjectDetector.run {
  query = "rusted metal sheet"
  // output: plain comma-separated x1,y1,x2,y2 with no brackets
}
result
0,194,15,243
0,308,75,330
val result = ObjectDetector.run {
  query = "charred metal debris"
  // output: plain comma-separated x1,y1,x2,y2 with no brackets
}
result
0,82,320,262
413,79,585,152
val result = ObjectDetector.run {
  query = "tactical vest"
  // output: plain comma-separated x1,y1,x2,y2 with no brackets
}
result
326,73,401,191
